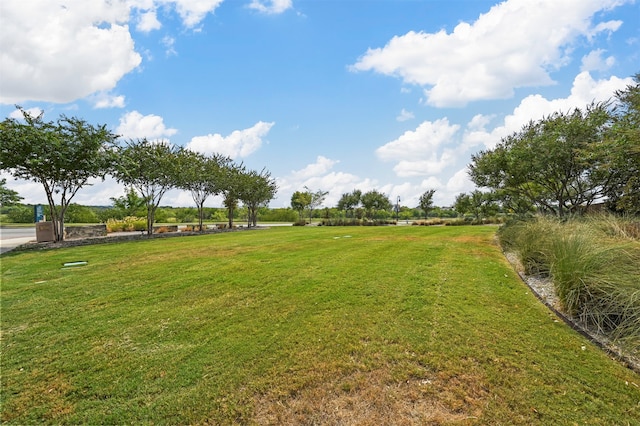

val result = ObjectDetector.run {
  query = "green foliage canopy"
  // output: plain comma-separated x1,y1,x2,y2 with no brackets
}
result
0,107,117,241
469,103,612,218
175,149,232,231
360,190,392,219
418,189,436,219
0,178,23,207
239,168,278,227
112,139,180,235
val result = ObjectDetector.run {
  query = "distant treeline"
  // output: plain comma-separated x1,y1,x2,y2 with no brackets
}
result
0,203,458,224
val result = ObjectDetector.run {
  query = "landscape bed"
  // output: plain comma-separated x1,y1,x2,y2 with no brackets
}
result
1,226,639,424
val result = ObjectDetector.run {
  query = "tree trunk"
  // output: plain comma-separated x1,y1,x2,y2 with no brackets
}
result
44,191,63,242
198,201,205,232
147,204,156,236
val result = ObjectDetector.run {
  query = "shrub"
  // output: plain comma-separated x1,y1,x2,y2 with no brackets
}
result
549,229,640,348
499,215,640,352
444,218,469,227
413,218,445,226
105,216,146,233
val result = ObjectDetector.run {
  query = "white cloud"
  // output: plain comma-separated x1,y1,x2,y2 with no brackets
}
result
93,92,126,109
351,0,628,107
162,36,178,56
391,151,457,178
0,0,227,105
137,9,162,32
186,121,274,158
166,0,225,28
396,108,414,122
581,49,615,72
462,71,633,150
376,119,460,177
247,0,292,14
116,111,178,139
377,118,459,161
290,156,339,180
445,168,475,196
0,0,142,105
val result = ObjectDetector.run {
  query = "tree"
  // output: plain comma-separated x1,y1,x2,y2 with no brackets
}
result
337,189,361,218
453,193,472,217
304,186,328,223
469,103,612,218
0,107,117,241
113,139,180,236
0,178,23,207
291,190,312,221
418,189,436,219
175,149,231,232
239,168,278,227
4,204,33,223
454,191,498,221
64,203,99,223
602,73,640,214
110,187,146,218
494,189,536,217
222,162,245,228
360,190,391,219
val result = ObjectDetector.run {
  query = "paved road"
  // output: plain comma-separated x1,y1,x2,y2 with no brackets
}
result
0,227,36,254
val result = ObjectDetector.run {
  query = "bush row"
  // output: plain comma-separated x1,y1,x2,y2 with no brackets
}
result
319,219,397,226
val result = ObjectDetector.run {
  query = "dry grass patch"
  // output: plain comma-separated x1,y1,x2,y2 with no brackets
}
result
253,365,485,425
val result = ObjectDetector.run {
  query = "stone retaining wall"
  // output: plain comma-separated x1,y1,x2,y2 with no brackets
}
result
64,224,108,239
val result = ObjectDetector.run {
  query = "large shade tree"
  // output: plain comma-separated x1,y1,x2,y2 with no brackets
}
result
0,107,117,241
469,103,612,218
113,139,180,236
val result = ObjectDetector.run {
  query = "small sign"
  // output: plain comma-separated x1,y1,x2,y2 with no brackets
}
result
34,205,44,223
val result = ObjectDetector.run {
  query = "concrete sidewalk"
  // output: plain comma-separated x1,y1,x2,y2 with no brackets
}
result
0,237,36,254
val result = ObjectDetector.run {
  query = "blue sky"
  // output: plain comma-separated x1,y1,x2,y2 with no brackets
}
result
1,0,638,209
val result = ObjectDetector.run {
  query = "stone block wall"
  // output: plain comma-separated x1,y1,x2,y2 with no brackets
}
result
64,224,108,239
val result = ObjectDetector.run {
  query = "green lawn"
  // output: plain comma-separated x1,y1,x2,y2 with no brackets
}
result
1,226,639,424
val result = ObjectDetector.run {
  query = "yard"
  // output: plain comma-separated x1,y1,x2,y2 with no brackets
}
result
1,226,638,424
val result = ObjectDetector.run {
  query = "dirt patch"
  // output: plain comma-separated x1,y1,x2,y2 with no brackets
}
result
253,368,484,425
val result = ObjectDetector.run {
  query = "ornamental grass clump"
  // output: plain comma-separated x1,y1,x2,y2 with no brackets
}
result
497,217,560,275
585,213,640,241
499,214,640,352
549,228,640,351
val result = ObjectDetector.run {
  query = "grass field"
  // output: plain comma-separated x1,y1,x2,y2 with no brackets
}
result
1,226,639,424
